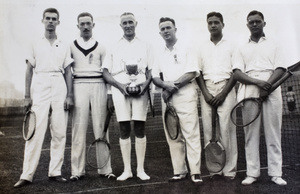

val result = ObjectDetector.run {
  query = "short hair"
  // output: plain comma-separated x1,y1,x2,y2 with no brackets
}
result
120,12,135,18
159,17,176,27
43,8,59,19
207,12,223,23
247,10,264,21
77,12,94,23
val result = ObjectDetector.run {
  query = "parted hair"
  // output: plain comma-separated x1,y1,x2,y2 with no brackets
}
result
159,17,176,27
43,8,59,19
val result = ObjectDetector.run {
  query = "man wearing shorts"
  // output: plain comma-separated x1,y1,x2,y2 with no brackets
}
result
196,12,237,181
14,8,73,188
233,10,287,186
103,12,153,181
69,12,115,181
152,17,202,184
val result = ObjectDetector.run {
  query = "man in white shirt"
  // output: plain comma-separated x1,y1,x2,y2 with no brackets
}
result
233,10,287,186
103,12,152,181
14,8,73,188
196,12,237,182
69,12,115,181
152,17,202,184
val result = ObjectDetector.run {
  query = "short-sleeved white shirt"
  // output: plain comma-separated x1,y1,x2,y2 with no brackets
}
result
232,37,286,73
152,40,199,81
26,37,73,73
198,38,235,83
103,37,153,74
70,37,106,78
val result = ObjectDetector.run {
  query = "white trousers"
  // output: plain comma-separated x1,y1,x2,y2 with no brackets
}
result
21,73,68,182
71,82,112,176
240,71,283,177
162,83,201,176
200,80,238,177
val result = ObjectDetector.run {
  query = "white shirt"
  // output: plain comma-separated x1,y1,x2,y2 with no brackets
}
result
103,37,153,75
198,37,235,83
70,37,106,79
27,36,73,73
232,37,286,73
152,40,199,81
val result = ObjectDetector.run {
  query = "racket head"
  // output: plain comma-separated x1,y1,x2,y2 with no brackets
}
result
204,141,226,173
164,105,180,140
87,138,111,169
23,110,36,141
230,97,262,127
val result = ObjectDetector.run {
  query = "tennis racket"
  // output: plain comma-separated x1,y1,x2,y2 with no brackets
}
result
87,109,113,169
231,61,300,127
22,110,36,141
159,72,180,140
164,102,180,140
204,106,226,173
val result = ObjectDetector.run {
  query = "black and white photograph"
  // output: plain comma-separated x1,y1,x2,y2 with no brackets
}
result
0,0,299,193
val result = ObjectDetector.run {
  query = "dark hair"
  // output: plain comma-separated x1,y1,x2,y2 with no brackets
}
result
207,12,223,23
247,10,264,20
159,17,176,27
43,8,59,19
120,12,135,18
77,12,93,23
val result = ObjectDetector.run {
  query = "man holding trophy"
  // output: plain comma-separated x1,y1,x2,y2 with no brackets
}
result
103,12,153,181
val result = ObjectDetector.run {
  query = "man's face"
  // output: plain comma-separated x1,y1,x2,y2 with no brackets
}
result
247,14,265,36
207,16,224,36
77,16,94,39
159,21,176,41
42,12,59,31
120,15,137,38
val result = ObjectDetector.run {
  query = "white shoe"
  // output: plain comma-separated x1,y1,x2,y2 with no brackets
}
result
271,177,287,186
117,171,133,181
242,176,257,185
137,171,150,180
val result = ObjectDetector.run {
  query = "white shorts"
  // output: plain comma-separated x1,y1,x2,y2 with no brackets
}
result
111,86,148,122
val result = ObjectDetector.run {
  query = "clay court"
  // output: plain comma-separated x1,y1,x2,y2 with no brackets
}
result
1,90,300,194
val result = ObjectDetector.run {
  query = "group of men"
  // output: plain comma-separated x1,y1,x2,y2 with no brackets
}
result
14,7,287,188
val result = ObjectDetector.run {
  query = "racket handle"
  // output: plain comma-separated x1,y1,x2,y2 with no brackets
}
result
211,106,217,141
269,71,292,94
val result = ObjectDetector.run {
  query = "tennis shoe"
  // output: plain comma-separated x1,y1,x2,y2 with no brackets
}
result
117,171,133,181
70,175,84,181
137,171,150,180
100,173,116,179
241,176,257,185
14,179,31,188
191,174,203,184
168,174,187,182
271,177,287,186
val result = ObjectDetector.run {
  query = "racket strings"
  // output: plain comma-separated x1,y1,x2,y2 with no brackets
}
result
87,140,110,169
231,98,262,127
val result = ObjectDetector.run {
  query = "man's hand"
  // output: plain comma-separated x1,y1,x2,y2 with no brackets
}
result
259,88,269,101
118,83,130,96
64,96,74,111
24,97,32,111
211,93,226,107
163,81,179,94
107,94,115,113
137,81,149,96
256,80,272,91
162,90,172,103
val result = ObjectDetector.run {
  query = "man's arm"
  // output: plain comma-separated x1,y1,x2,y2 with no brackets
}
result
233,69,272,91
260,67,286,98
195,71,214,104
211,75,237,107
138,69,152,95
63,65,74,110
24,60,33,111
103,68,129,96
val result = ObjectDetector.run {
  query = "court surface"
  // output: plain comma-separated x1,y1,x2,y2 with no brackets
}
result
0,107,299,194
